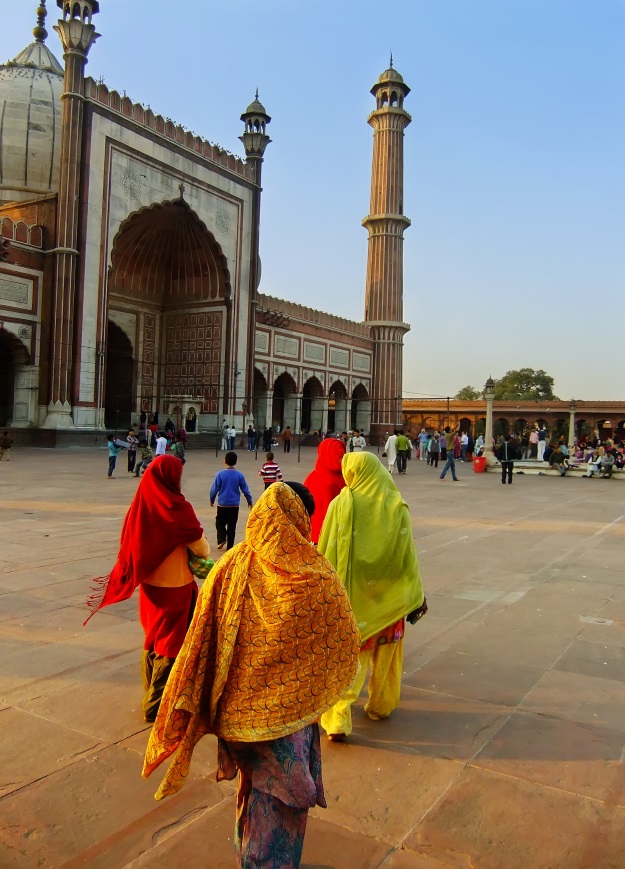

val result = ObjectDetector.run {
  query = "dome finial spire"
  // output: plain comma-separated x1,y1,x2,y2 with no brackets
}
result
389,50,393,68
33,1,48,44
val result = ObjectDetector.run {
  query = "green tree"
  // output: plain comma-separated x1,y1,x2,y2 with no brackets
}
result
493,368,558,401
454,385,482,400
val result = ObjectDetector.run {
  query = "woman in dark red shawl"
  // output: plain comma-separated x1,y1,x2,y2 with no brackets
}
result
87,454,210,721
303,438,347,544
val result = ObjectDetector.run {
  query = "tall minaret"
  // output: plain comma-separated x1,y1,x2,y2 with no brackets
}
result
239,92,271,425
363,57,411,437
44,0,100,428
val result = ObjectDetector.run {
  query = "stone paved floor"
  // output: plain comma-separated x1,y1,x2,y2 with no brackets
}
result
1,446,624,868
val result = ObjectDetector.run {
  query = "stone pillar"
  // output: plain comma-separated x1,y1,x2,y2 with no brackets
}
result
335,399,348,434
568,401,576,453
484,378,496,467
320,399,329,435
44,2,100,428
363,62,412,439
264,390,273,430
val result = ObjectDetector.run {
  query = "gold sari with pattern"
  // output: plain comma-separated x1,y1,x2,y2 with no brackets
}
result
143,482,360,799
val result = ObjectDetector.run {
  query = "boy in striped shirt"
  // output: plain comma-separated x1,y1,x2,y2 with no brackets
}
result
259,452,283,489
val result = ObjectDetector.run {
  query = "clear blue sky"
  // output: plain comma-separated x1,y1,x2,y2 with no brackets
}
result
6,1,624,400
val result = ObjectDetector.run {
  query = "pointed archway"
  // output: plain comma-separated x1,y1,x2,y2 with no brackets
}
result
0,328,31,427
301,376,324,433
351,383,370,433
106,199,232,427
272,372,297,431
104,322,134,431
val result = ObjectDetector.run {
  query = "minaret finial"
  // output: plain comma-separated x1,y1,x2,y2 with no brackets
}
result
255,87,259,101
33,1,48,43
389,50,393,68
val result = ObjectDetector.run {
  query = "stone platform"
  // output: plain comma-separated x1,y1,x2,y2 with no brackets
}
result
0,448,624,867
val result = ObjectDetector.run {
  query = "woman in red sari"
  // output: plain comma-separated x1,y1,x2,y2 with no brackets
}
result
86,454,210,721
303,437,346,544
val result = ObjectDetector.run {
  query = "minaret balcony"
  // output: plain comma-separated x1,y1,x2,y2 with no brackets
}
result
362,214,411,236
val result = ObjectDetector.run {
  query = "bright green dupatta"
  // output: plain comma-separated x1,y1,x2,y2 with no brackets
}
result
318,451,424,643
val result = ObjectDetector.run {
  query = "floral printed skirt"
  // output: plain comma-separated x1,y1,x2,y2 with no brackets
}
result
218,723,325,869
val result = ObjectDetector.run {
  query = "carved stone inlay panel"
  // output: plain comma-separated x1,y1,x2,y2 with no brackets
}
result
215,209,231,235
304,342,325,363
255,330,269,353
0,277,30,307
164,311,223,413
352,352,371,372
330,347,349,368
275,336,299,358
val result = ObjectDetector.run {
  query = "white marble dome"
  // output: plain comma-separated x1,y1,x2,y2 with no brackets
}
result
0,39,64,203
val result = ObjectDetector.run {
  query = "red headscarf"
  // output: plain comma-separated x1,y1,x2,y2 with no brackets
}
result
303,438,346,543
85,454,203,622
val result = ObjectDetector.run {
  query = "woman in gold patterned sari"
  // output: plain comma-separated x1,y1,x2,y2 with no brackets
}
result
143,481,360,869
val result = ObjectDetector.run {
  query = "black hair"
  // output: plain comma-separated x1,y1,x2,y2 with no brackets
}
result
284,481,315,517
225,451,238,466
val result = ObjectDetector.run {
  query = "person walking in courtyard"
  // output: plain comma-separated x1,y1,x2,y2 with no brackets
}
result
155,432,168,457
142,482,360,868
247,425,255,451
460,431,469,462
107,434,124,479
428,431,440,468
283,425,292,453
529,427,538,459
349,429,366,452
537,426,547,461
228,425,237,451
134,439,153,477
383,430,398,475
439,430,447,461
86,454,210,722
496,433,517,484
395,430,410,474
0,431,13,461
258,451,283,489
221,420,229,451
210,451,253,550
318,452,427,741
126,428,139,473
418,428,428,460
304,437,347,543
439,426,460,481
170,434,185,464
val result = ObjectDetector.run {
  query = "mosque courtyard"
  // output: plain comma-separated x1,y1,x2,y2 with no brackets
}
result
1,445,624,868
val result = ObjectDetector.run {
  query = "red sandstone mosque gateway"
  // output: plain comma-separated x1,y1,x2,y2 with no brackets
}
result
0,3,411,443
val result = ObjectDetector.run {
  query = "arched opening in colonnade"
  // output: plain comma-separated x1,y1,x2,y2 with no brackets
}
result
351,383,370,433
328,381,347,433
253,368,269,430
301,377,324,433
272,372,297,432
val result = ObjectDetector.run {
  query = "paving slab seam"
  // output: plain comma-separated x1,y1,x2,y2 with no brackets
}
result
382,640,589,864
1,648,142,706
117,795,240,869
12,701,152,749
463,761,625,809
0,741,103,802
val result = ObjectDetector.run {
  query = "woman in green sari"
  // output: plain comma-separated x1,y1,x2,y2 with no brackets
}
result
318,451,427,740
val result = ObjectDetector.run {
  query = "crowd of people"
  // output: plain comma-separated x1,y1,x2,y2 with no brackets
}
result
88,436,426,868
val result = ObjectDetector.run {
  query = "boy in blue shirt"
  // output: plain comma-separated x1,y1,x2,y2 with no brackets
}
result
107,434,123,479
209,451,253,550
